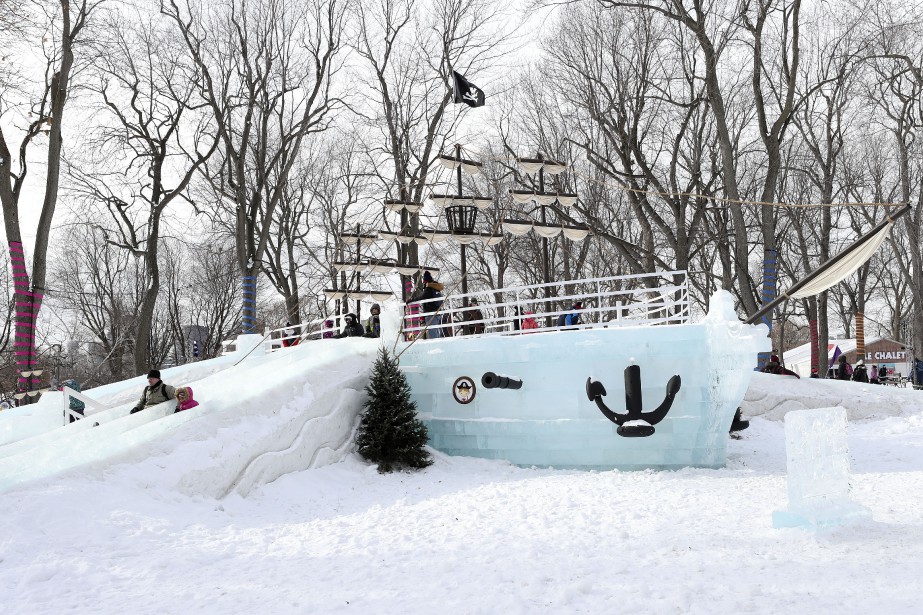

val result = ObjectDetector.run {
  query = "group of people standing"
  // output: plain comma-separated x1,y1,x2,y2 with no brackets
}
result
834,355,888,383
408,271,547,339
766,352,891,383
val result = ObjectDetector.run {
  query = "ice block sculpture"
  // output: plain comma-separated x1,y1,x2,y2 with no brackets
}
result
773,407,871,530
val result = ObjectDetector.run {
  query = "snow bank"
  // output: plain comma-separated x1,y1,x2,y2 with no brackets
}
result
744,372,923,421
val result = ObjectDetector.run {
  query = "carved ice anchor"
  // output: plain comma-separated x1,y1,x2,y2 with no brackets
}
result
585,365,681,437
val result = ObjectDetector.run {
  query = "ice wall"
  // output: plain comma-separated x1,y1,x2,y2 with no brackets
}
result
402,289,770,470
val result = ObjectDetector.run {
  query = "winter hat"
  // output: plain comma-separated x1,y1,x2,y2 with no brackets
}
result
857,359,864,366
371,303,381,313
147,369,161,380
573,301,583,309
770,354,781,364
423,270,433,283
345,313,357,322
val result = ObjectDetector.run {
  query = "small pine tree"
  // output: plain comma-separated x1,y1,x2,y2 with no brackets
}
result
356,347,433,473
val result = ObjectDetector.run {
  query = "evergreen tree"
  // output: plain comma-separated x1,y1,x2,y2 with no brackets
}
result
356,348,432,473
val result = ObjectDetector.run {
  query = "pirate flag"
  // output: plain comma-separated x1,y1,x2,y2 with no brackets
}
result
452,70,485,108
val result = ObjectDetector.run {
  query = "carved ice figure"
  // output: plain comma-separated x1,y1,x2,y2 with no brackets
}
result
773,407,871,530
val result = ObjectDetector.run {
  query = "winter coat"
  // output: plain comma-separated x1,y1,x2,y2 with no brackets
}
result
852,365,869,383
462,307,485,335
282,328,299,347
413,281,444,313
836,359,853,380
365,314,381,338
335,320,366,338
175,386,200,412
557,310,581,328
522,314,538,330
131,380,177,413
762,364,800,378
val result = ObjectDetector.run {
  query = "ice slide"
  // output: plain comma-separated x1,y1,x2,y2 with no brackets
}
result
0,335,379,495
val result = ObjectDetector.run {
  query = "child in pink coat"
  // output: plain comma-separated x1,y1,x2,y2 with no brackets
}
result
175,387,199,412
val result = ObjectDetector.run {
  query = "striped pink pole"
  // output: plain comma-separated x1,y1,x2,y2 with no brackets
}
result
9,241,38,397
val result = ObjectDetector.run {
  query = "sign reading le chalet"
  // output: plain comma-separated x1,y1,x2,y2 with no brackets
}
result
869,349,906,361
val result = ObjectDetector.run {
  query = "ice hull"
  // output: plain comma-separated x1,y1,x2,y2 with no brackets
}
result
399,290,769,470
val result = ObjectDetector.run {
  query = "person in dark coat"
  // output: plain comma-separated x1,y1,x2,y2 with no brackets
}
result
281,321,298,347
411,271,445,339
461,299,485,335
761,354,800,378
130,370,177,414
335,313,365,338
365,304,381,338
556,301,583,328
836,355,853,381
852,359,869,383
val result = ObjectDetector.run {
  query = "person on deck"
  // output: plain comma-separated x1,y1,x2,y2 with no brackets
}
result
365,304,381,338
281,322,298,347
556,301,583,329
335,313,366,338
130,370,177,414
462,299,485,335
411,271,445,339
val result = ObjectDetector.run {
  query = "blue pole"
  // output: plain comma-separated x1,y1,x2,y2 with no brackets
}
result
756,247,777,370
242,275,256,333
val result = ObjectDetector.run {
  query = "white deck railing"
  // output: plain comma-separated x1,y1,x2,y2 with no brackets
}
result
61,386,108,424
399,271,689,339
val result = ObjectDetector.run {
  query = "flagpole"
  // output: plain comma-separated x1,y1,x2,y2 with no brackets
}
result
745,203,911,325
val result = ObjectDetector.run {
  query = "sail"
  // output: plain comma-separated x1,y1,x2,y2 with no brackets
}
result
510,190,577,206
516,157,567,175
384,199,423,213
338,232,378,246
789,223,892,298
436,154,482,175
745,204,910,325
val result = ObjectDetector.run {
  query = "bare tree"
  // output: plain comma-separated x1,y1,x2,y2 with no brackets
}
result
161,0,347,333
0,0,97,396
70,7,218,375
49,224,140,383
163,239,242,360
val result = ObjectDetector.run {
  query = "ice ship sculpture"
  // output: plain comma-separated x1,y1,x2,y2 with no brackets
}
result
397,272,770,470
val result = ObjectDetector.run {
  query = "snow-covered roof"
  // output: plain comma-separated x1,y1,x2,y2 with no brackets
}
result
783,339,856,367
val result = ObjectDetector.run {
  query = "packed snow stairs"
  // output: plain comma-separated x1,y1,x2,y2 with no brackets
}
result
0,334,378,495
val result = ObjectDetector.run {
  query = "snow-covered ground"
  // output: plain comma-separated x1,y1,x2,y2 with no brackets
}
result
1,370,922,614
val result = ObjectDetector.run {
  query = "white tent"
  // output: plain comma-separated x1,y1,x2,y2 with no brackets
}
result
783,339,855,377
